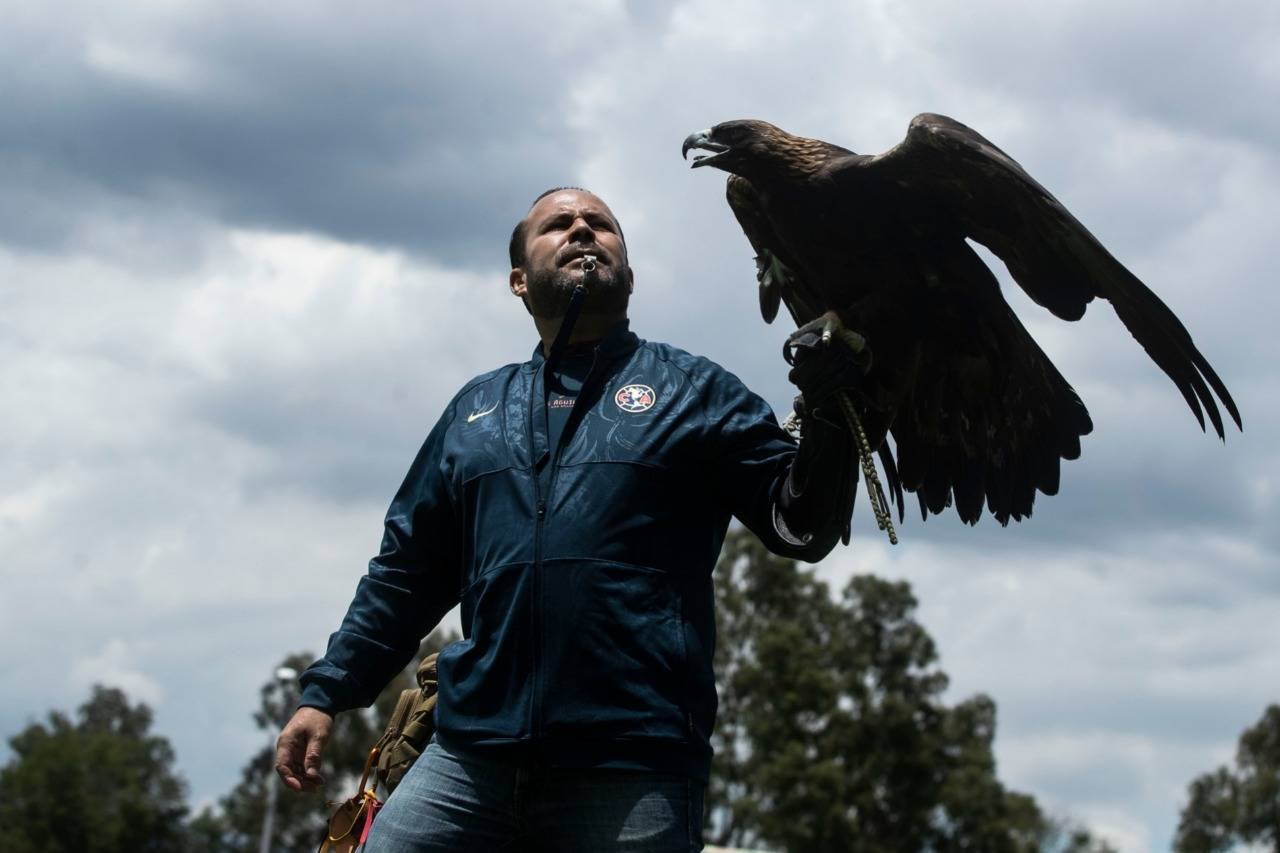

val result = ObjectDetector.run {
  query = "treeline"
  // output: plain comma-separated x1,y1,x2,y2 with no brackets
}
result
3,529,1267,851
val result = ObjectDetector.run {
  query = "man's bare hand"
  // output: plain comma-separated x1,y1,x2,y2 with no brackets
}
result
275,707,333,792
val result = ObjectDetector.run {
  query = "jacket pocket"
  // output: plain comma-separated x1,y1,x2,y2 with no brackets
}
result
435,562,534,741
537,558,689,742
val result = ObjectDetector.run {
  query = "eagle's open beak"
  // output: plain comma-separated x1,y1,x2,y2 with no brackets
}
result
682,129,730,168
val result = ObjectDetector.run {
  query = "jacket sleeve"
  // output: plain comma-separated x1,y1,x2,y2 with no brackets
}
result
702,365,847,563
298,403,462,713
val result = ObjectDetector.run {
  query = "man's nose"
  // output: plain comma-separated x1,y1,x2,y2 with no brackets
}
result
568,216,597,243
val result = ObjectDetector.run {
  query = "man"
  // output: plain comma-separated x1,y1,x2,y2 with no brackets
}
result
276,188,860,851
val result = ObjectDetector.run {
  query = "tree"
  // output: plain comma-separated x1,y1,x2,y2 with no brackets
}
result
192,628,459,853
707,527,1114,853
0,685,189,853
1175,704,1280,852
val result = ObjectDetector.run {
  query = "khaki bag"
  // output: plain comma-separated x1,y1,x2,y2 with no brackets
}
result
318,653,441,852
372,652,440,794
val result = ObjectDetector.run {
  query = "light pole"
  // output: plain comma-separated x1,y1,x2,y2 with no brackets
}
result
259,665,298,853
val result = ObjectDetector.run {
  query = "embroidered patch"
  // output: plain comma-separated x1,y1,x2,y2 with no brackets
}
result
614,384,656,413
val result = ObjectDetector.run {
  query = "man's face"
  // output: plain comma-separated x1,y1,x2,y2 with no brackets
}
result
510,190,633,319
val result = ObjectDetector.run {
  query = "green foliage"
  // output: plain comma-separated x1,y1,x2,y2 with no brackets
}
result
0,685,189,853
194,629,459,853
1175,704,1280,852
707,528,1115,853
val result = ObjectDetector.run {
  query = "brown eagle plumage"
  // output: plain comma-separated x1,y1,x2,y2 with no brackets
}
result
682,114,1241,526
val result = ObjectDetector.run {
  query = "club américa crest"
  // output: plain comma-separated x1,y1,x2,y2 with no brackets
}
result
614,383,656,413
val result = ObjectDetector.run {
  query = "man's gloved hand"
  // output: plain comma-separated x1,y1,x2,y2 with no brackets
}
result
773,326,868,556
782,326,870,415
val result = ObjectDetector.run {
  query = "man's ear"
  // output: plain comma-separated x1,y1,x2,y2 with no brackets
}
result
510,267,534,315
625,265,635,294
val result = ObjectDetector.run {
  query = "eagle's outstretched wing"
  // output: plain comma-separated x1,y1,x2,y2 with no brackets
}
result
882,246,1094,524
831,113,1241,439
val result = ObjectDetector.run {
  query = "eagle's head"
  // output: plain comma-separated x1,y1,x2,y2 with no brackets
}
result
682,120,823,182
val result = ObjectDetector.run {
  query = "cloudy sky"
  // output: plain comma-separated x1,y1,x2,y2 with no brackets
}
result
2,1,1277,848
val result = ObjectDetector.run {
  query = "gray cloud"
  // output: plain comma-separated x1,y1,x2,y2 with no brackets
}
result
0,1,610,264
894,0,1280,151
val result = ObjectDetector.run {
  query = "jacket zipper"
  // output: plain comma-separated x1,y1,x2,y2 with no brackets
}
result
531,488,546,743
530,346,601,744
529,362,546,744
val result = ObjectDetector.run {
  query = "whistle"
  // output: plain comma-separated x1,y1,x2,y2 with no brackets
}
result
581,254,597,274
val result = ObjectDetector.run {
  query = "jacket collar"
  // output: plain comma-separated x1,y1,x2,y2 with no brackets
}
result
526,319,640,371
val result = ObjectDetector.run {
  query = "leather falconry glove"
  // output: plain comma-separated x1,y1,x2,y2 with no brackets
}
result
774,328,869,551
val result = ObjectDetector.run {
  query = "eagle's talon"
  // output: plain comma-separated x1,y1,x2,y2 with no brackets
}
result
755,249,795,289
754,253,769,282
786,310,871,367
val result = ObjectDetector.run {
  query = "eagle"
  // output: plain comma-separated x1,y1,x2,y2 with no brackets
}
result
682,114,1241,529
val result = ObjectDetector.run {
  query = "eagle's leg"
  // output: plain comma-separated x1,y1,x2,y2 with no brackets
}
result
788,309,871,367
781,308,871,434
755,249,793,323
755,249,792,290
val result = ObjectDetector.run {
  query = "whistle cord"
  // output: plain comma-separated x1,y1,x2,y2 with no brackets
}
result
546,255,595,373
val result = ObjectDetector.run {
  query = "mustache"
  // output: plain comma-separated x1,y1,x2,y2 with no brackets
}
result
557,245,611,266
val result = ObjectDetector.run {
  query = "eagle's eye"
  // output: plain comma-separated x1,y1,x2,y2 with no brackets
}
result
717,125,749,145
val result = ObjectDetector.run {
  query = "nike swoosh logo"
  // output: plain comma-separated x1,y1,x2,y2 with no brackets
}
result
466,402,499,423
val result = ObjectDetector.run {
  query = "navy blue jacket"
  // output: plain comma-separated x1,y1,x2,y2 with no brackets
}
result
299,322,828,781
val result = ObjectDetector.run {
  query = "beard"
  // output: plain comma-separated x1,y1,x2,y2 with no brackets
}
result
524,261,631,319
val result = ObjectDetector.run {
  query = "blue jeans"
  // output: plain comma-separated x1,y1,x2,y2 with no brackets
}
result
363,735,705,852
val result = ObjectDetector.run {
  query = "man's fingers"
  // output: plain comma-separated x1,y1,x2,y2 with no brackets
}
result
275,763,305,791
275,755,320,792
303,733,328,784
274,729,319,790
274,730,305,786
271,708,334,793
303,753,325,783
